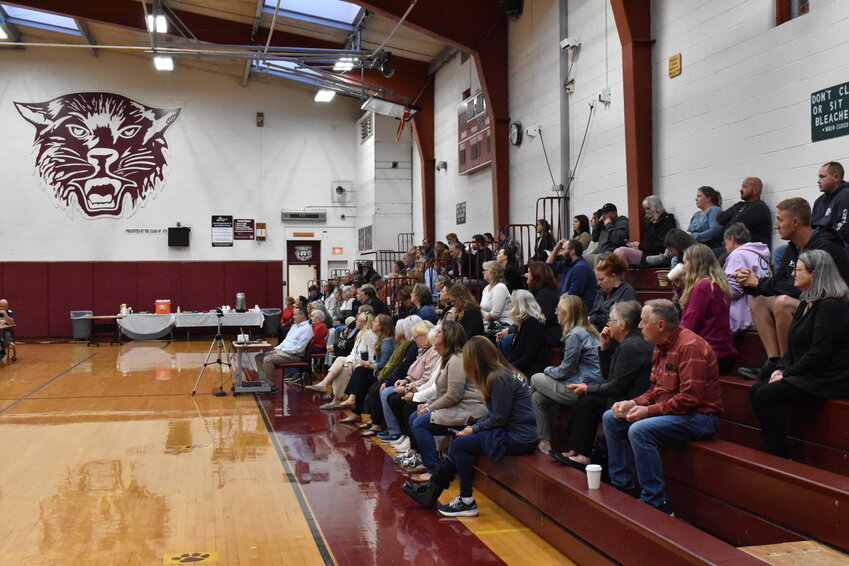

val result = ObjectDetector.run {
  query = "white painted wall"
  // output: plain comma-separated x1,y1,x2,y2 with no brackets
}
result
507,0,564,225
0,47,362,264
565,0,627,221
652,0,849,247
432,54,491,241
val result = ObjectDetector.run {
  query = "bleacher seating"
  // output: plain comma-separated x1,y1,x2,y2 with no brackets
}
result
466,265,849,561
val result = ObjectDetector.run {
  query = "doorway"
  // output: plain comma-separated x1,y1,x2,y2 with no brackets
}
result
286,240,321,298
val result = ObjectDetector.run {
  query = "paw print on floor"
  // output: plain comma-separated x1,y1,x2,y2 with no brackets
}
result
171,553,210,563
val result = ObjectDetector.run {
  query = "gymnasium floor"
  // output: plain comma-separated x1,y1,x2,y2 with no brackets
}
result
0,341,569,565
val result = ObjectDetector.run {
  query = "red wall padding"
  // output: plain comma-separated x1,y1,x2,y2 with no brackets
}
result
137,262,182,312
0,261,282,337
93,262,139,317
1,263,50,337
180,262,225,312
224,261,268,310
48,263,94,337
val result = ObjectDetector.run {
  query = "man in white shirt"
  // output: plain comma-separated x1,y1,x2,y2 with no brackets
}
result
255,306,313,390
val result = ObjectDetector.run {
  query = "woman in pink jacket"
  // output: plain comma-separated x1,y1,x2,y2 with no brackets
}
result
680,244,737,374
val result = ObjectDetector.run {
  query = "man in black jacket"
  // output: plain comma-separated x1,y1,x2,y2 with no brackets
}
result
585,203,629,266
717,177,772,247
812,161,849,247
735,197,849,379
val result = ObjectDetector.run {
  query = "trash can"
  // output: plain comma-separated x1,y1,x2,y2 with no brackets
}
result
70,310,93,340
261,308,281,337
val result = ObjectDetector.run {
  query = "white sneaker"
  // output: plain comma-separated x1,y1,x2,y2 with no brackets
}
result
389,435,408,446
393,439,411,453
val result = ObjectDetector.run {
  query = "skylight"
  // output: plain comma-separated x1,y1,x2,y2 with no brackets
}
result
252,59,323,86
1,4,80,35
263,0,362,29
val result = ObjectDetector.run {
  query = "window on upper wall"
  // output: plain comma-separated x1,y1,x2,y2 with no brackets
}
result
776,0,809,25
0,4,81,35
263,0,362,30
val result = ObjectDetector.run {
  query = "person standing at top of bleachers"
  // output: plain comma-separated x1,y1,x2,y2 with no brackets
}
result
812,161,849,248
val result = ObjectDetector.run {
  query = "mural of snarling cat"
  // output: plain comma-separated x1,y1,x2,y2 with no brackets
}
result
15,92,181,218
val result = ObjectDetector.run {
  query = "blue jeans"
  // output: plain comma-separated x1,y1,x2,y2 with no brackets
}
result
602,410,719,507
409,411,454,472
449,432,537,497
379,386,399,434
497,332,515,359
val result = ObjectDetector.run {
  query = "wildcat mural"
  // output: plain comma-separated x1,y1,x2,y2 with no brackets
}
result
15,92,181,218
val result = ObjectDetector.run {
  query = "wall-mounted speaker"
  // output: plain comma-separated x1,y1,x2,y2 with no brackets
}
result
168,227,190,247
500,0,524,20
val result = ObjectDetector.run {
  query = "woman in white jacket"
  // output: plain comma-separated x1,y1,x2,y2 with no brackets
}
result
480,261,513,327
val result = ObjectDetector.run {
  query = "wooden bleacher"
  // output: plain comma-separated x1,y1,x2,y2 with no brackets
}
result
469,266,849,563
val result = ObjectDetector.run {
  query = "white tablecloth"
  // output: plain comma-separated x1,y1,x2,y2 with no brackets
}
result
173,311,263,328
118,314,175,340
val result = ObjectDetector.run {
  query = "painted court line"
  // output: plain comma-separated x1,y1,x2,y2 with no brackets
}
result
0,354,96,416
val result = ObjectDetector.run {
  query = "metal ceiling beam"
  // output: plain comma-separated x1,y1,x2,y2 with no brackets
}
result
7,0,342,50
74,19,97,56
0,8,22,43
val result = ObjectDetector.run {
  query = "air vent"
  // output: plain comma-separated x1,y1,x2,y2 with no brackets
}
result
281,210,327,223
359,114,374,143
358,225,373,252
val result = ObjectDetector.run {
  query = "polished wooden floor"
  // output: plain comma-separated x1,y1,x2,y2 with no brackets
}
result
0,340,570,565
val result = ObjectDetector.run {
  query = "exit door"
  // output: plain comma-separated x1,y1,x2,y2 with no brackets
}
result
286,240,321,298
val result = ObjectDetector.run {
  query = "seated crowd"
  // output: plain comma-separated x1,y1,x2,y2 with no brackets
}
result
267,160,849,518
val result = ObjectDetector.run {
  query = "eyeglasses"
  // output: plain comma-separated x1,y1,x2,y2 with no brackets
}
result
791,267,811,274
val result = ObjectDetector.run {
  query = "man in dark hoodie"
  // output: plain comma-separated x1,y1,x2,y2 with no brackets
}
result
735,197,849,380
812,161,849,248
585,202,629,266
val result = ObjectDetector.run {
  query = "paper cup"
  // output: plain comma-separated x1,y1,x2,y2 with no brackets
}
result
586,464,602,489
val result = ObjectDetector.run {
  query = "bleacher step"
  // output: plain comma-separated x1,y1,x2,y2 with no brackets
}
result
662,439,849,552
473,452,764,565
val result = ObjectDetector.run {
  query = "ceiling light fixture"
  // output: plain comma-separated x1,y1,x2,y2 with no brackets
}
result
372,50,395,78
314,89,336,102
153,56,174,70
333,57,355,72
146,14,167,33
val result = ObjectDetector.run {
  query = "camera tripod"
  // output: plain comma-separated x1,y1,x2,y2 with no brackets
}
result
191,312,231,396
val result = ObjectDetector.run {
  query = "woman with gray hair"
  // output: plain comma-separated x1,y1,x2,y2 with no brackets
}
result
550,300,654,468
504,290,549,377
614,195,677,266
749,249,849,458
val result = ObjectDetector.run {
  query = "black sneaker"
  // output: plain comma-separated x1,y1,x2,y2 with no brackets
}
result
654,500,674,516
437,496,479,517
